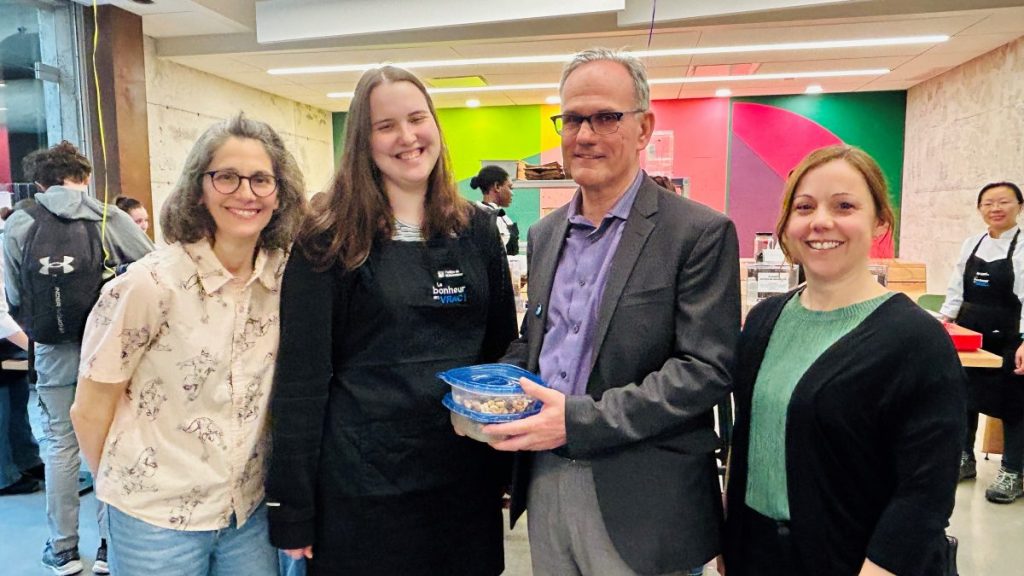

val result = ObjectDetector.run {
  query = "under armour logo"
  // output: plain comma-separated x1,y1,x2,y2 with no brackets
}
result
39,256,75,275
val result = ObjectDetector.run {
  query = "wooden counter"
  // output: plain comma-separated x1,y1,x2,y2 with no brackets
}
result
959,348,1003,368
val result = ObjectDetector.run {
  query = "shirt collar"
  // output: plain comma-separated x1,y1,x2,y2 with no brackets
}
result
567,170,644,225
994,225,1021,240
183,238,287,294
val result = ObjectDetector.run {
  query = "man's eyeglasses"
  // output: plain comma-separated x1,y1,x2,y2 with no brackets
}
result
204,170,278,197
550,110,646,136
979,200,1020,211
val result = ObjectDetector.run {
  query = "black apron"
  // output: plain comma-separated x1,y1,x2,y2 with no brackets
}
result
312,225,508,576
957,229,1024,418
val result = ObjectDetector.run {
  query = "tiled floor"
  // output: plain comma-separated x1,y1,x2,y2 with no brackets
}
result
3,394,1021,575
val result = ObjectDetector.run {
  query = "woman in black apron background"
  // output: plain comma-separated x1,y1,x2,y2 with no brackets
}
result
265,65,518,576
941,181,1024,503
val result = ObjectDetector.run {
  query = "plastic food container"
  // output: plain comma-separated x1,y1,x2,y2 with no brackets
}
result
438,363,545,416
438,364,545,442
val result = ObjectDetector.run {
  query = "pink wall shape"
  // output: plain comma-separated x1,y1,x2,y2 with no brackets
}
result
731,102,841,180
0,127,10,186
649,98,730,212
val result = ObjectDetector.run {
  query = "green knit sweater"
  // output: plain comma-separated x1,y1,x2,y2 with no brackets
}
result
745,291,894,520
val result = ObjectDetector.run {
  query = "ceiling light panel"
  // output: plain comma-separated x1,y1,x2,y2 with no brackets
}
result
256,0,625,43
271,35,945,76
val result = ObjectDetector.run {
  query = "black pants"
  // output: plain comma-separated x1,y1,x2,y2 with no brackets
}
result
965,410,1024,472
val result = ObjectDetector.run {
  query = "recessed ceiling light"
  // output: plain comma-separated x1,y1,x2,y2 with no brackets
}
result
326,69,888,98
805,84,824,94
545,95,561,104
465,98,481,108
715,88,732,97
274,35,946,76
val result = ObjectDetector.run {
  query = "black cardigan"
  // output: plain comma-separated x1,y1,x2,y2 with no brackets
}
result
724,292,966,576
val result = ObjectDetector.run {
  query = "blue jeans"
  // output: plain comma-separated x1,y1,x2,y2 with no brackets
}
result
107,503,278,576
278,551,307,576
0,370,41,488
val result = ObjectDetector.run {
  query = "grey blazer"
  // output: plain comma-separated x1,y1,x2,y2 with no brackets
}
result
503,175,740,574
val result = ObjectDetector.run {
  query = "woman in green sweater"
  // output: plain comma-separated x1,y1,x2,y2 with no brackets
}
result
723,145,966,576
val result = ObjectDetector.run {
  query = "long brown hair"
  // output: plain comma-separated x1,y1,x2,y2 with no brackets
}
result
775,144,895,262
300,66,470,270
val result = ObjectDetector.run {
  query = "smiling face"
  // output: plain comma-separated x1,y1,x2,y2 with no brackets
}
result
978,185,1022,235
200,137,279,247
369,80,441,196
784,159,888,284
559,60,653,197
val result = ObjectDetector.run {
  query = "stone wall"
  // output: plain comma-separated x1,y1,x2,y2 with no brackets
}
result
143,37,334,240
901,36,1024,293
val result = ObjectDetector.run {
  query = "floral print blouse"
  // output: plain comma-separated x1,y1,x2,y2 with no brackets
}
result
80,239,287,531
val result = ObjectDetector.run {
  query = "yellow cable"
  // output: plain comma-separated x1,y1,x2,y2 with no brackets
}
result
92,0,115,277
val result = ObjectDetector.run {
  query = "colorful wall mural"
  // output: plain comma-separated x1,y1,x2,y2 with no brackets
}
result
332,91,906,257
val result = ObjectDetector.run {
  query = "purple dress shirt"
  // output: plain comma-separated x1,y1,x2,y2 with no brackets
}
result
539,170,643,396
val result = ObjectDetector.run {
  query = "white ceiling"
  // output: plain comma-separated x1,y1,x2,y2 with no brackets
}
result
106,0,1024,111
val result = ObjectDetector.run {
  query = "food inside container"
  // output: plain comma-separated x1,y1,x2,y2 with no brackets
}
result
438,363,545,416
438,364,546,443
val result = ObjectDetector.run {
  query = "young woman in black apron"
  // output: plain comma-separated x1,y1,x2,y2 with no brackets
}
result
942,181,1024,503
265,65,518,576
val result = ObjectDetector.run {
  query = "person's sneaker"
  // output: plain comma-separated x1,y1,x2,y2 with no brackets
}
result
985,468,1024,504
958,452,977,481
0,474,41,495
41,542,84,575
92,540,109,574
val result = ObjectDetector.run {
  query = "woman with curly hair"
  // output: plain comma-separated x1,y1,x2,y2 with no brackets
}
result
70,114,307,575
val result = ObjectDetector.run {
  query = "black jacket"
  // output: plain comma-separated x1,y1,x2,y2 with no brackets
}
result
724,291,966,576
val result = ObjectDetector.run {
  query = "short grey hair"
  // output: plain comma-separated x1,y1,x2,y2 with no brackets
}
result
559,48,650,111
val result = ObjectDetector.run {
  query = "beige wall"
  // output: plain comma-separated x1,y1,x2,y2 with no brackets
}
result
143,37,334,241
901,36,1024,294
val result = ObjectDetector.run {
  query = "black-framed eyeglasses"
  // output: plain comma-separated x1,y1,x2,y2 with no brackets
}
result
550,109,646,136
204,170,278,197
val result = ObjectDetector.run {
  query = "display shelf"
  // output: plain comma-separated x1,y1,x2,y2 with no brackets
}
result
512,179,577,188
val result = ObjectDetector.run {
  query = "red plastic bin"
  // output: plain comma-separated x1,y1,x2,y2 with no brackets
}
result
943,323,983,351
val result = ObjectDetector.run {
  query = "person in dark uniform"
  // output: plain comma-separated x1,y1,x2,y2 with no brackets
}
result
470,165,519,255
266,65,518,576
941,181,1024,503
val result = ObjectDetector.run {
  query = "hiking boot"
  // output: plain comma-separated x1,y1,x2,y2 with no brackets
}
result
92,540,109,574
41,542,83,575
985,468,1023,504
958,452,977,481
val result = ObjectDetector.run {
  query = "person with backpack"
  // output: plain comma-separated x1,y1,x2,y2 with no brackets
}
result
3,141,153,575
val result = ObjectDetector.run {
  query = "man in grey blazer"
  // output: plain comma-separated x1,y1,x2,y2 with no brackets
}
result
486,48,740,575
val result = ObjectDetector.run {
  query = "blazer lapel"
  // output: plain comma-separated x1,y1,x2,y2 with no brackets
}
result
590,180,659,365
527,209,571,371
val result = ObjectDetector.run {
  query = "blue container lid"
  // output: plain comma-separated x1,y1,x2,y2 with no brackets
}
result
437,363,545,395
442,392,541,423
